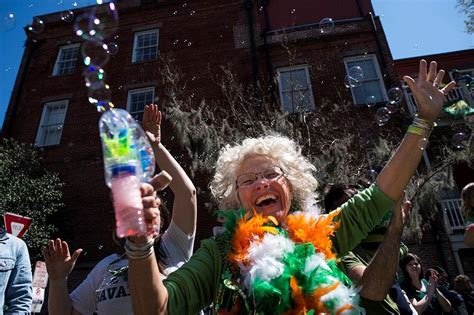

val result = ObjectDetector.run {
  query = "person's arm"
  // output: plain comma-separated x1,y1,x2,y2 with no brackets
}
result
42,239,83,315
128,183,169,315
464,224,474,247
435,287,452,312
376,60,456,201
410,278,437,314
143,104,197,235
128,183,221,315
348,199,411,301
4,239,32,312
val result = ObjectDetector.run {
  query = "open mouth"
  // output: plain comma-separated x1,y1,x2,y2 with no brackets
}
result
255,194,278,207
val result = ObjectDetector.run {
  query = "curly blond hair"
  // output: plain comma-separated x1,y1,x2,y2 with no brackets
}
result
210,135,319,211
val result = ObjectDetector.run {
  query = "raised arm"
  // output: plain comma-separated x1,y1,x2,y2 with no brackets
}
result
128,183,169,315
128,183,220,315
435,287,452,312
42,239,83,315
348,199,411,301
143,104,197,235
410,275,437,314
376,60,456,201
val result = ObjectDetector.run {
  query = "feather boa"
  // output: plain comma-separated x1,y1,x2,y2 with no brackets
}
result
221,208,359,314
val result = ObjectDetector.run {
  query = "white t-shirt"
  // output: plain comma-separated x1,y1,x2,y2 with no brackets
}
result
70,220,195,315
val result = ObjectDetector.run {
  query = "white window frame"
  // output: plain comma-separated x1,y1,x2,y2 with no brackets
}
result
449,68,474,81
52,43,80,76
126,86,155,119
132,29,159,63
276,64,316,113
35,100,68,147
344,54,388,106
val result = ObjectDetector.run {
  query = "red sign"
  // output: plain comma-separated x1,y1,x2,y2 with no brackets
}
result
3,212,32,238
32,261,49,288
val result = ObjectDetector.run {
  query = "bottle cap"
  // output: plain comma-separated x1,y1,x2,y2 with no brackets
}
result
111,164,137,177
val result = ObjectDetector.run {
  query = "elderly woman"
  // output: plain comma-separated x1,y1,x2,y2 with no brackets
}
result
127,60,455,314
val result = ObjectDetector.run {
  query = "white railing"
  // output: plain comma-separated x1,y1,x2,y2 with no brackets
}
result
442,198,465,234
402,85,473,122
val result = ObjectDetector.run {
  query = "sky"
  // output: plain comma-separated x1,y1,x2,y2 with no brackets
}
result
0,0,472,129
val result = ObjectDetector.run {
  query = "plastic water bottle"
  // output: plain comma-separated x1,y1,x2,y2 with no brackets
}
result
99,108,155,237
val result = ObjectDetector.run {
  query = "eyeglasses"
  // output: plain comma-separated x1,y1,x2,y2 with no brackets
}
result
236,165,284,188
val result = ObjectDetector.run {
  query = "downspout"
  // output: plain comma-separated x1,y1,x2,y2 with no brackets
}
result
2,34,37,138
244,0,259,85
356,0,387,69
368,12,387,69
355,0,364,17
261,0,277,109
432,216,451,279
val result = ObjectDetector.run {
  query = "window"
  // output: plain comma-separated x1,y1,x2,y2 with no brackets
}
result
127,87,155,120
132,29,159,63
277,65,315,113
35,100,68,147
344,55,387,105
52,43,80,76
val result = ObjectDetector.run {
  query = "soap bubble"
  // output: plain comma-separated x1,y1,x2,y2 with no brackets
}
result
105,42,118,55
319,18,334,34
451,132,468,149
60,10,74,22
26,17,44,34
418,137,429,151
88,83,113,111
387,87,403,104
74,3,119,42
386,102,401,114
83,66,106,90
82,40,110,67
365,169,378,183
348,66,364,81
375,107,390,126
344,75,361,88
0,11,15,32
365,95,376,107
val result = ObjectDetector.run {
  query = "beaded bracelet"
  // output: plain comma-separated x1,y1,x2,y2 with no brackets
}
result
413,115,435,129
125,237,155,260
408,115,436,138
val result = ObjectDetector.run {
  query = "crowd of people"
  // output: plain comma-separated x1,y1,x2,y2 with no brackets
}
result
1,60,473,314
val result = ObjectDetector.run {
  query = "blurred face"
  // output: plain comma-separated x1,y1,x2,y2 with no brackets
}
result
236,155,292,222
406,259,422,279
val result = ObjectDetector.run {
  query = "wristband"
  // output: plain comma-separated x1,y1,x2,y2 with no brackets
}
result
125,237,155,260
407,125,429,137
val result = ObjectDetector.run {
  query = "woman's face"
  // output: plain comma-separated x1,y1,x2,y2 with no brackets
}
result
236,155,292,222
405,259,422,279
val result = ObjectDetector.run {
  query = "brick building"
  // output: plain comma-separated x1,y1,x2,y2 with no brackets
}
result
394,49,474,281
2,0,461,296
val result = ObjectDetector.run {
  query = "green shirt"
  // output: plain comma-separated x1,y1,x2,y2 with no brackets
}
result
164,184,394,314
